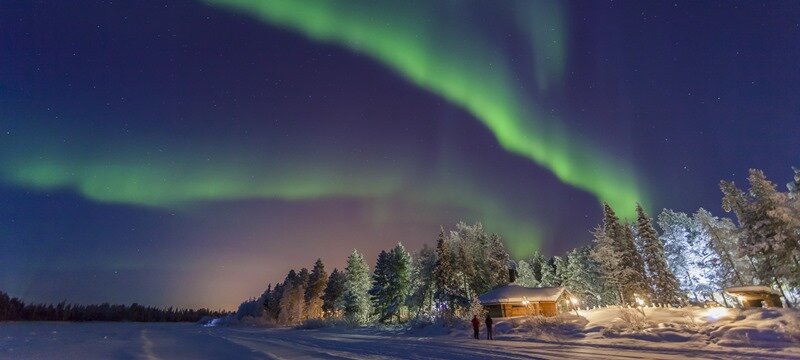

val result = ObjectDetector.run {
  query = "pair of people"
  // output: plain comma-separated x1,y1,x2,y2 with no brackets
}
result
471,314,493,340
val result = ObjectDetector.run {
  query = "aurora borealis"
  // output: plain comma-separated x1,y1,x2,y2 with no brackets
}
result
2,1,800,309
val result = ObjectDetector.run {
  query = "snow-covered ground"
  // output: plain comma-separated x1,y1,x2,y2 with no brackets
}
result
2,307,799,359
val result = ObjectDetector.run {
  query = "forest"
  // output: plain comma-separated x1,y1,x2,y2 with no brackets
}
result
0,292,227,322
234,167,800,326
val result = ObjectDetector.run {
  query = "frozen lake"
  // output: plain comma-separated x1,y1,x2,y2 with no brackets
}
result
1,322,797,359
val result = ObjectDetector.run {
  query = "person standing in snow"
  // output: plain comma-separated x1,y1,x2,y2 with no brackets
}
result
471,315,480,339
485,314,493,340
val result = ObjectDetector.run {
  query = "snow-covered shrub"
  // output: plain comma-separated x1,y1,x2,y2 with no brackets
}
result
492,315,587,342
616,308,651,332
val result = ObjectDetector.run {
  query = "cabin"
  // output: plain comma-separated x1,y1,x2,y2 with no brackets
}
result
478,284,572,318
725,286,783,308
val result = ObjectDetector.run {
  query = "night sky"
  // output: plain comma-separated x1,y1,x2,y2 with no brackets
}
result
2,1,799,310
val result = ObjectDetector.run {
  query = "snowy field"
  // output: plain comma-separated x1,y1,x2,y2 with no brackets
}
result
2,310,800,360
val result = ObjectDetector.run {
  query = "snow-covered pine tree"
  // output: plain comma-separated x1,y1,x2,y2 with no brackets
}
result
410,244,437,319
386,242,412,322
722,169,800,307
539,257,558,286
591,203,631,305
564,247,611,307
621,223,650,303
694,209,754,287
343,250,373,324
370,250,391,320
454,240,474,301
276,268,307,324
322,268,346,318
433,229,457,317
487,234,510,289
526,249,547,284
305,258,327,320
515,260,538,287
554,255,568,286
657,209,702,300
636,204,683,305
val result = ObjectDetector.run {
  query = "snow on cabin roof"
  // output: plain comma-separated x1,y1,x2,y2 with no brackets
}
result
724,285,782,296
478,284,568,305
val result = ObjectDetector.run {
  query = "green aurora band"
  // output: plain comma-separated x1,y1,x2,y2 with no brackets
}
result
0,1,651,256
205,0,648,218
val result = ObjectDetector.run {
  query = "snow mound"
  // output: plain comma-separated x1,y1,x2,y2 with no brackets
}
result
578,306,800,348
706,308,800,348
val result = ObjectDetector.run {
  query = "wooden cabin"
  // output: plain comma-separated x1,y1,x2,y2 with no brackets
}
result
725,286,783,308
478,284,572,318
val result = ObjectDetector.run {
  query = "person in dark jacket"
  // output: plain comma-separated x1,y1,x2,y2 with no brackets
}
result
485,314,493,340
471,315,480,339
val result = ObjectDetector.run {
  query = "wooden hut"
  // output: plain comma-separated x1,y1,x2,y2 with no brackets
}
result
725,286,783,308
478,285,572,318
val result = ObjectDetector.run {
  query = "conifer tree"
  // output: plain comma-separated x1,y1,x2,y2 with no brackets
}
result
526,249,547,284
386,243,412,322
636,204,683,305
564,247,611,307
433,229,457,317
539,257,559,286
722,169,800,307
487,234,510,288
621,223,650,302
305,258,327,320
515,260,538,287
591,203,627,304
410,244,437,319
322,268,346,317
343,250,373,324
370,250,391,320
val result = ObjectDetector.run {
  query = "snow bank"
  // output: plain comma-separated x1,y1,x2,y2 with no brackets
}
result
706,308,800,348
578,306,800,348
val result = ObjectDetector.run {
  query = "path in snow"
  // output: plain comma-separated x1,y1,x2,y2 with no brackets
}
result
1,322,797,359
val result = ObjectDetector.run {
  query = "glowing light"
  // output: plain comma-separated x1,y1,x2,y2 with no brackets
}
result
205,0,649,218
704,307,729,321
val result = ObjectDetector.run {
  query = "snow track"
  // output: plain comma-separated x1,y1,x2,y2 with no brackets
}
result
1,322,798,359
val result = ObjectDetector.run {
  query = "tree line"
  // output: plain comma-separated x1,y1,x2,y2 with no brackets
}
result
0,291,227,322
236,167,799,326
236,223,512,325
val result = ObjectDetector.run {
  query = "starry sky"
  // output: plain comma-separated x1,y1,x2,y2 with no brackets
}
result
1,1,799,310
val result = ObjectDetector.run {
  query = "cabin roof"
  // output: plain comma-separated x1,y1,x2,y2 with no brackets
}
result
724,285,781,296
478,284,568,305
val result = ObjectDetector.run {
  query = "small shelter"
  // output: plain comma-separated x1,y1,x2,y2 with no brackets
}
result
478,284,572,318
725,286,783,308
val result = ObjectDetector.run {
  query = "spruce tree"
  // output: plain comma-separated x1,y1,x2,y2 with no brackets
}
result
564,247,611,307
515,260,538,287
591,203,626,304
539,257,559,286
386,243,412,322
370,250,391,320
322,268,346,317
410,244,437,319
487,234,510,288
526,249,547,284
722,169,800,307
621,223,650,302
305,259,327,320
433,229,457,317
636,204,683,305
343,250,373,324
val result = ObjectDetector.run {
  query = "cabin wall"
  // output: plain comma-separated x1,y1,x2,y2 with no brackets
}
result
483,301,559,317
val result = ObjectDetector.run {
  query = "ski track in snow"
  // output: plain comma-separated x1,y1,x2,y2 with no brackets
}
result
0,322,798,359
